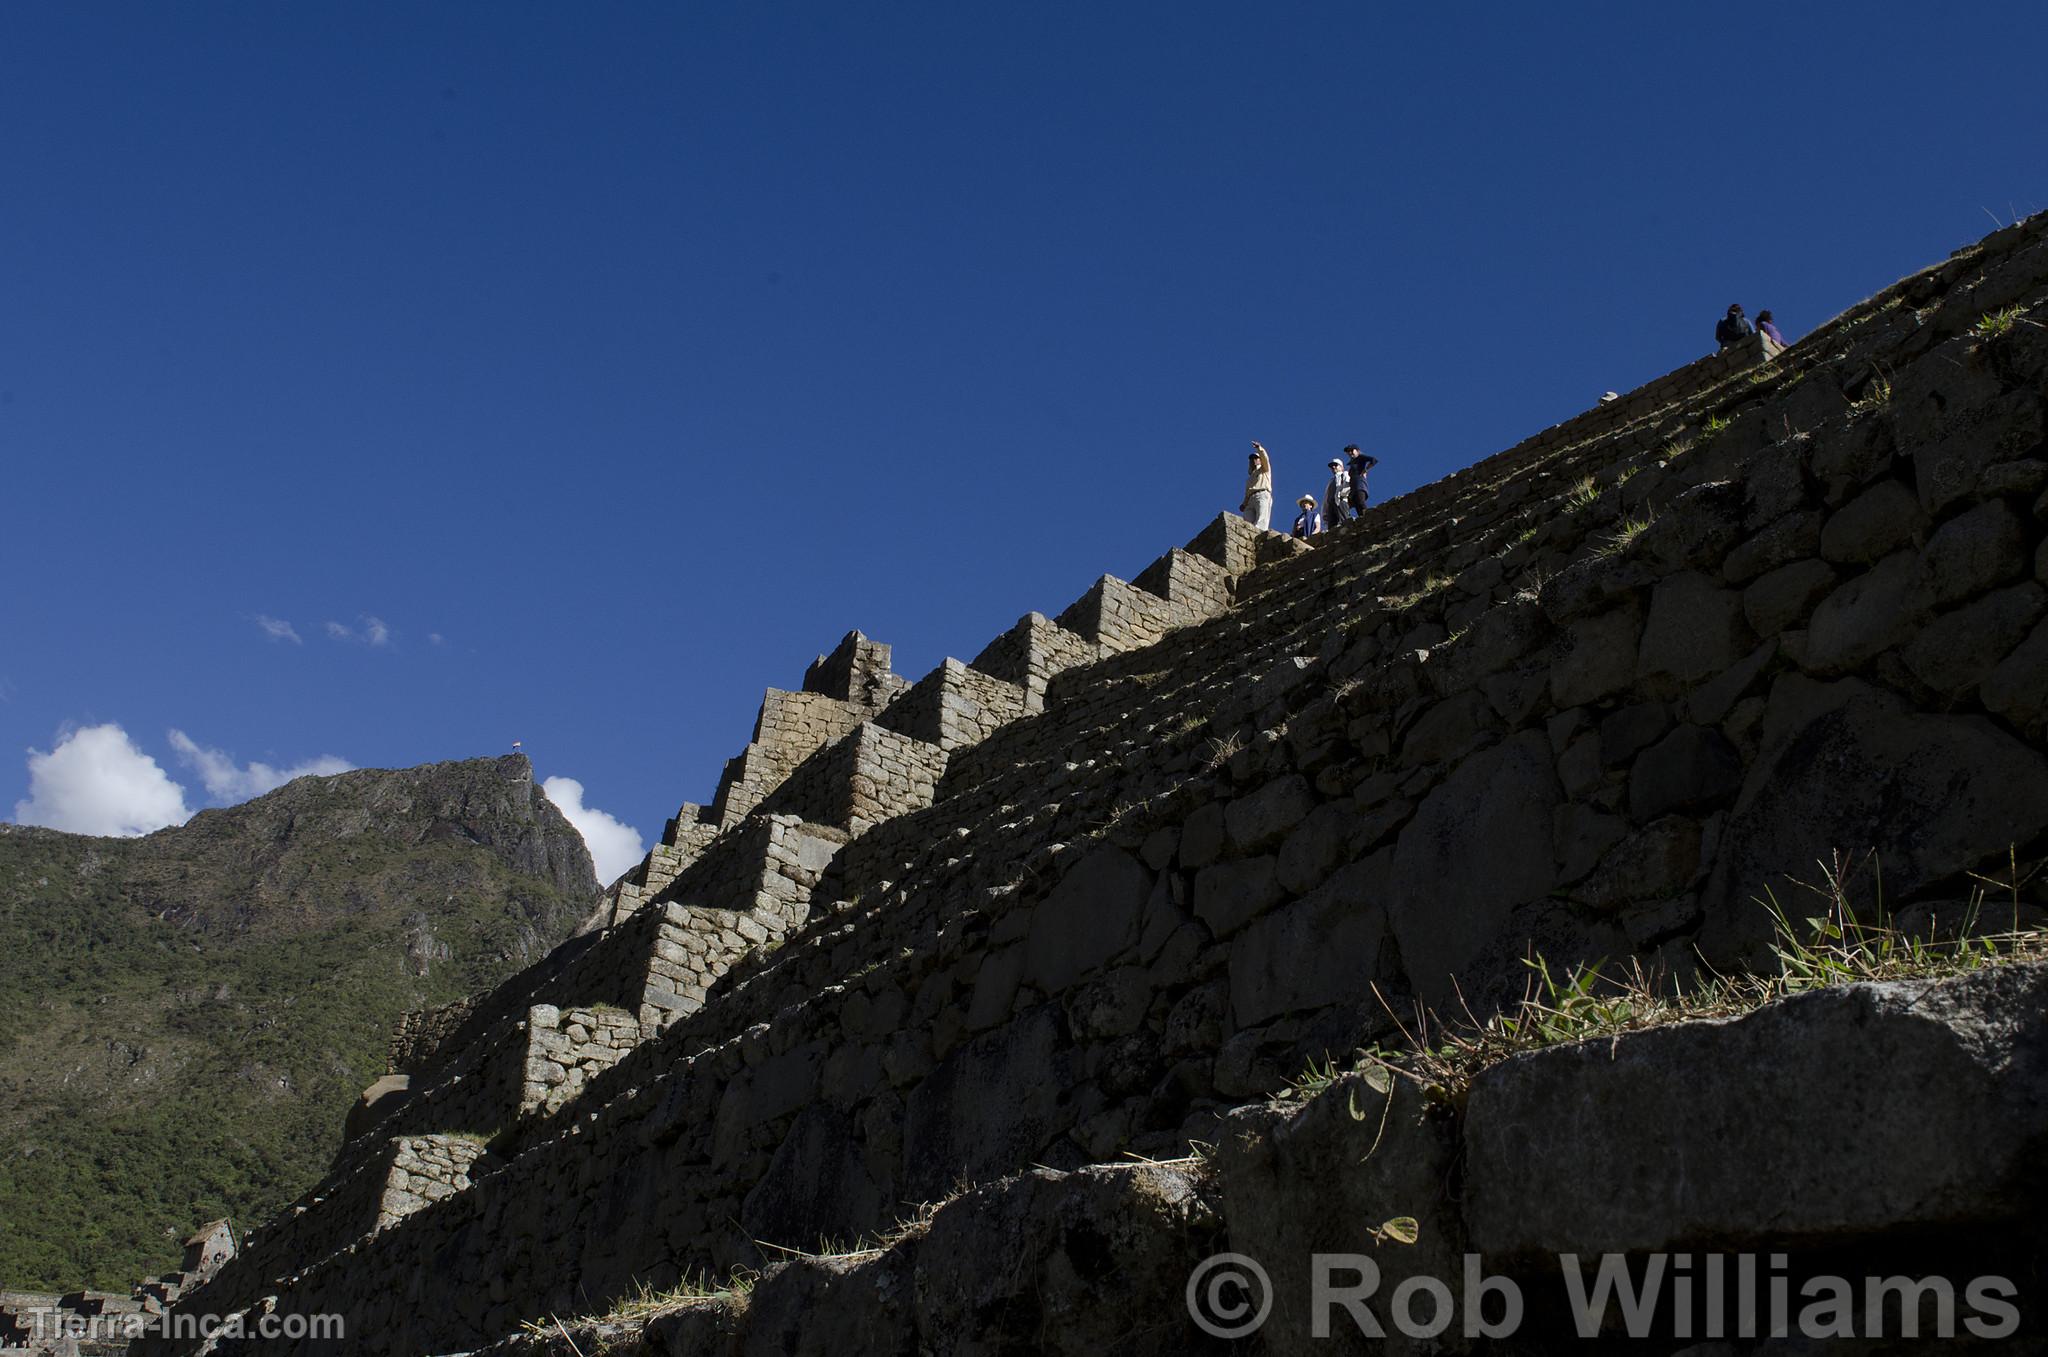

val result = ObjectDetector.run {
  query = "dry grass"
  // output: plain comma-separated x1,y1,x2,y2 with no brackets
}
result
1346,849,2042,1100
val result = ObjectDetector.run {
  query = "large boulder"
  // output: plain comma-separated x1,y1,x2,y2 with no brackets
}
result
1699,675,2048,963
1464,962,2048,1258
1026,846,1151,992
903,1005,1087,1201
912,1163,1224,1357
1389,731,1561,1006
1213,1073,1463,1356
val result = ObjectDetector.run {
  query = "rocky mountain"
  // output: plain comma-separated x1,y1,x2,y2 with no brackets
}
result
0,754,598,1291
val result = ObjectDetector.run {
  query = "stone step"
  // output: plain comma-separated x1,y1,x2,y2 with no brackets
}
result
877,657,1029,752
756,722,948,838
969,611,1102,713
1054,573,1178,653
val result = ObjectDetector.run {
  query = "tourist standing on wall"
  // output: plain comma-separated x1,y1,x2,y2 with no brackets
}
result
1715,303,1755,348
1292,494,1321,538
1242,442,1273,530
1345,444,1379,519
1322,458,1351,527
1756,310,1786,347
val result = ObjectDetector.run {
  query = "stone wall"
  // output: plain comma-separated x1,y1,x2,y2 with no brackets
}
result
384,996,475,1076
462,961,2048,1357
144,212,2048,1356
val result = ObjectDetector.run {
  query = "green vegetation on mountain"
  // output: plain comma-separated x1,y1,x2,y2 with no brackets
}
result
0,755,598,1290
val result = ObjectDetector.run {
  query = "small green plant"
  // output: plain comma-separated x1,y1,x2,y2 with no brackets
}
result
1663,434,1696,461
1510,524,1539,547
1563,475,1601,512
1701,413,1732,440
1285,1052,1341,1099
1593,512,1653,559
1382,571,1451,611
1971,306,2024,340
1614,466,1638,488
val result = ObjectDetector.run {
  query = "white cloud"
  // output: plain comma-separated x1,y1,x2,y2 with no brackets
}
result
14,724,192,836
540,776,645,884
252,614,302,644
325,615,393,647
166,730,354,802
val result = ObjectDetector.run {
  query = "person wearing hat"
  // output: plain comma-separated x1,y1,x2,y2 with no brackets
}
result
1241,442,1273,531
1715,303,1755,349
1345,444,1380,519
1322,457,1352,528
1291,493,1321,539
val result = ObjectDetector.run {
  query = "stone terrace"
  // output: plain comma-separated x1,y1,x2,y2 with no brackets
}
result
146,212,2048,1356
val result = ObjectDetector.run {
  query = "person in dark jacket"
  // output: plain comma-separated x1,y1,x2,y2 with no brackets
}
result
1345,444,1380,518
1715,303,1755,348
1756,310,1786,346
1292,494,1321,538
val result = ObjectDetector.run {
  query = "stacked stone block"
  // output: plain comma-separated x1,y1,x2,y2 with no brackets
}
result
519,1004,641,1116
757,723,949,837
1131,544,1235,624
877,657,1029,751
637,814,846,1030
1055,573,1181,653
970,611,1103,713
1183,509,1311,576
709,632,911,830
601,804,718,926
375,1136,492,1231
802,629,911,708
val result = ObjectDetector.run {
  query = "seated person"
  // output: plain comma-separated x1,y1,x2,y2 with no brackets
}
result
1292,494,1322,538
1716,303,1756,348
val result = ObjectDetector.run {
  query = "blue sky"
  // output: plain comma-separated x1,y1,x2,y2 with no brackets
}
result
4,3,2044,879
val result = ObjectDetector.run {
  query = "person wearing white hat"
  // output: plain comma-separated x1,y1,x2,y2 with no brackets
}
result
1291,493,1322,539
1322,458,1352,528
1241,442,1273,531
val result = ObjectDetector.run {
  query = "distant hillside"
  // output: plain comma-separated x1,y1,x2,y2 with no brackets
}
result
0,754,598,1290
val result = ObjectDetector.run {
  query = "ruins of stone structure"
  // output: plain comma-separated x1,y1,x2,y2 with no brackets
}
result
1,1224,235,1357
134,213,2048,1354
